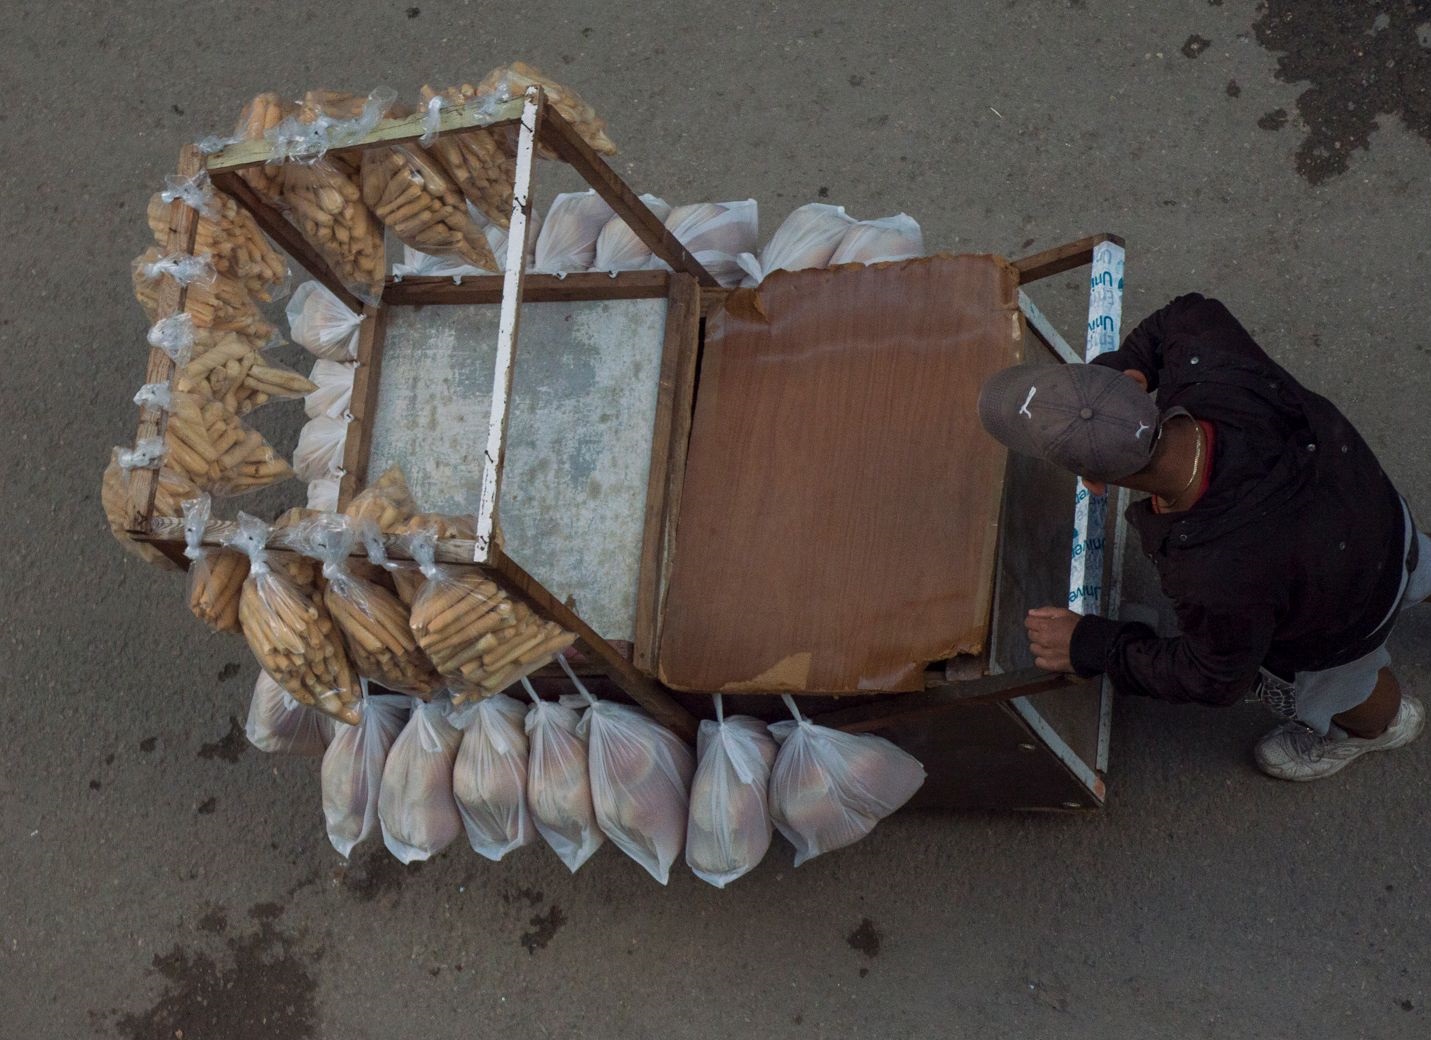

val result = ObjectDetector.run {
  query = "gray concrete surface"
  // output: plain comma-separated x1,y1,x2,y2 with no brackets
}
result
3,1,1429,1037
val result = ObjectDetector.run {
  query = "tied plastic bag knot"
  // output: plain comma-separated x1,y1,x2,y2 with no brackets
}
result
419,95,445,147
286,282,364,361
224,511,273,576
406,530,442,581
117,437,165,470
160,171,221,219
181,493,213,563
142,252,217,288
147,313,197,364
133,382,172,411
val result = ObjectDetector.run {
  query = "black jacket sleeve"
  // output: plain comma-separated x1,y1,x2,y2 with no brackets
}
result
1088,293,1207,390
1069,601,1274,707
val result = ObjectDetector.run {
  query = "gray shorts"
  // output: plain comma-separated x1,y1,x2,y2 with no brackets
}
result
1256,500,1430,735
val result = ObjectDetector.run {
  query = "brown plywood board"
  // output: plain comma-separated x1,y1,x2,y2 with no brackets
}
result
657,254,1024,693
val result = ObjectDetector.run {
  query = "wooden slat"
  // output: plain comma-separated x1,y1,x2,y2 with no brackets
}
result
205,95,527,173
383,270,671,307
126,145,203,533
486,548,699,742
210,170,364,313
633,273,700,672
1011,233,1124,284
537,105,720,289
475,87,543,564
812,668,1067,731
336,304,388,509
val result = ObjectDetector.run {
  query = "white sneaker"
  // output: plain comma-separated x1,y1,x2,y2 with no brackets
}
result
1254,695,1425,782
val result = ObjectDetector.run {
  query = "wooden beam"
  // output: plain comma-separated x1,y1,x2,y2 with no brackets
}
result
204,95,527,173
1012,233,1124,285
210,170,364,313
537,105,720,289
475,87,542,564
336,304,388,509
698,285,734,318
634,273,700,673
486,547,699,742
811,668,1069,733
127,144,203,533
383,270,670,307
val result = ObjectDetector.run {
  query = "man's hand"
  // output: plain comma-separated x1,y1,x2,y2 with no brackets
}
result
1025,606,1081,673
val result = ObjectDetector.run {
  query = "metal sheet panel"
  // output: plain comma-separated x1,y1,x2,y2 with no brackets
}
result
368,297,669,641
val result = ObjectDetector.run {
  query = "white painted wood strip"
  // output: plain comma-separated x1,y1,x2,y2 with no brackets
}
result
1017,289,1082,366
474,87,542,563
1010,696,1107,804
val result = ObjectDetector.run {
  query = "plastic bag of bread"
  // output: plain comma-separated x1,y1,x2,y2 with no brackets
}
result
406,526,576,699
159,386,294,496
451,693,533,860
344,466,416,531
483,202,541,270
686,695,777,888
378,695,464,863
533,190,614,273
592,195,670,273
308,477,341,513
736,203,858,286
147,171,291,301
521,678,602,871
418,83,518,227
297,514,438,697
476,61,617,158
564,661,695,885
226,91,294,203
227,513,359,724
322,685,409,857
132,247,279,345
286,281,363,361
182,492,247,633
293,414,349,482
360,518,423,607
305,359,355,420
175,333,314,418
660,200,758,286
768,695,925,866
246,670,336,756
361,139,497,270
828,213,924,266
102,448,198,569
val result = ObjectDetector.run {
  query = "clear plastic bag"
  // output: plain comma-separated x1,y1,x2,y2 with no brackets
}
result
147,171,291,301
297,513,439,697
304,359,355,420
661,200,758,287
293,414,350,482
407,528,576,700
102,447,198,569
737,203,857,285
345,466,417,531
564,662,695,885
279,157,387,305
390,244,491,281
322,686,410,857
521,679,603,872
228,92,294,203
360,140,496,270
482,202,541,270
828,213,924,266
476,62,617,158
768,695,925,866
132,247,279,344
378,696,464,863
182,492,248,633
176,332,314,417
246,670,336,756
533,190,615,273
418,84,518,227
227,513,360,724
361,516,424,607
307,477,340,513
686,695,777,888
451,693,534,861
286,281,363,361
592,195,670,273
159,386,294,496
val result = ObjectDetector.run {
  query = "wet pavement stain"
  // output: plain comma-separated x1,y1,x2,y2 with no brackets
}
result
196,906,228,934
1259,107,1290,130
248,902,285,921
502,886,544,907
846,918,882,959
1253,1,1431,183
217,661,242,682
520,904,567,954
337,847,423,902
196,797,217,815
1226,79,1242,97
197,716,248,763
1181,33,1211,58
113,923,318,1040
138,736,157,753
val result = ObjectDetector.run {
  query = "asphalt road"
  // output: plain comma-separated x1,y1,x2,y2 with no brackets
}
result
3,2,1429,1037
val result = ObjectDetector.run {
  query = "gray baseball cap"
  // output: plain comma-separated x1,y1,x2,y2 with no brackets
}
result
977,363,1161,481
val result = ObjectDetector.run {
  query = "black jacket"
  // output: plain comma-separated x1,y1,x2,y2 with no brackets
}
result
1068,294,1408,706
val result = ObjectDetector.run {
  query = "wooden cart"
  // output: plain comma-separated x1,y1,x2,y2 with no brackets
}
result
129,87,1128,811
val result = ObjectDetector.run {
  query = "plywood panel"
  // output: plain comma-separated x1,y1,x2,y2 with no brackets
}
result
657,255,1024,693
